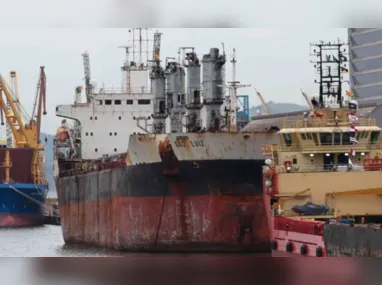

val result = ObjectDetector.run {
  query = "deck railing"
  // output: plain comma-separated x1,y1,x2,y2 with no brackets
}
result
282,118,376,128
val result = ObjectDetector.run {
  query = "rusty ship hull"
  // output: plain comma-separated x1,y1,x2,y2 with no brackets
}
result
55,132,277,252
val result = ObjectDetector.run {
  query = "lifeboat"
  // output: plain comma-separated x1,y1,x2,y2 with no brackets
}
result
55,126,70,142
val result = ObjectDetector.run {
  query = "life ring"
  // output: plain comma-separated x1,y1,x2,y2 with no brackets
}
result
271,240,277,250
316,246,323,257
300,244,307,255
286,242,293,252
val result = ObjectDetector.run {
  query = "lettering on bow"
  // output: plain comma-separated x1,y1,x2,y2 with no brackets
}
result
190,140,204,147
174,140,186,148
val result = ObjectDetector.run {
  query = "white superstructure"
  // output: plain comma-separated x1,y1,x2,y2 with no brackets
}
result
56,29,154,160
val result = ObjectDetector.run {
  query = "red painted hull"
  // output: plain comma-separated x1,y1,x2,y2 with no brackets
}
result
0,213,43,227
59,195,270,252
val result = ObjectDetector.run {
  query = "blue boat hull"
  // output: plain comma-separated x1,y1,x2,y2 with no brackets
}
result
0,183,48,227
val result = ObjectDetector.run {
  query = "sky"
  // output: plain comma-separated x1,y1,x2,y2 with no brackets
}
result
0,28,348,135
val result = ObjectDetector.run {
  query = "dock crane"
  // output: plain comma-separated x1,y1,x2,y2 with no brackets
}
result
0,66,47,184
255,89,271,115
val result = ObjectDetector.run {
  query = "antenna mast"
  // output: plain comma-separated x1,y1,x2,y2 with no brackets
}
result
227,48,251,132
310,39,349,108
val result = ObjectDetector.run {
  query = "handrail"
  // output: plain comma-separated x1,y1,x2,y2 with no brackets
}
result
263,143,380,153
282,118,377,128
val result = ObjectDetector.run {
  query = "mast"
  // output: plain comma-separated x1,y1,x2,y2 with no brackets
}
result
310,39,349,108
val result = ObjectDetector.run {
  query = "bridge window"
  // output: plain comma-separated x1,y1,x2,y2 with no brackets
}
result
300,133,307,140
334,132,341,145
105,100,112,105
138,99,151,105
342,132,354,145
114,100,121,105
319,132,332,145
312,133,319,145
96,100,103,105
370,131,380,144
126,100,133,104
282,134,292,146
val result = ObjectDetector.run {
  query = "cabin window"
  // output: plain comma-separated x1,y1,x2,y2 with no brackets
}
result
356,132,361,140
95,116,97,120
90,116,93,120
126,100,133,105
370,131,380,145
312,133,319,145
95,148,98,152
306,133,312,140
362,131,369,139
138,99,151,105
334,132,341,145
118,116,122,120
114,148,117,152
86,132,88,136
319,132,332,146
105,100,112,105
96,100,103,105
115,100,121,105
114,132,117,136
300,133,306,140
282,134,292,147
90,132,93,136
109,132,112,136
342,132,354,145
292,158,297,164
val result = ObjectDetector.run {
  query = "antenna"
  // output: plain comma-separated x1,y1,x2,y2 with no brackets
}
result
310,38,349,108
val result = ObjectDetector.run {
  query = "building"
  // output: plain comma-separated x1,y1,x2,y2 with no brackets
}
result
349,28,382,103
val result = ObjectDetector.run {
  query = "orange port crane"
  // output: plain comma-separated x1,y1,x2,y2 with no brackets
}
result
0,66,47,183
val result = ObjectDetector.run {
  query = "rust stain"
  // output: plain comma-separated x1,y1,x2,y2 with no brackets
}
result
125,152,132,166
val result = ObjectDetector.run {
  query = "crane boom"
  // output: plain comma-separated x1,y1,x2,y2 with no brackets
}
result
0,75,29,146
301,89,314,110
255,89,270,115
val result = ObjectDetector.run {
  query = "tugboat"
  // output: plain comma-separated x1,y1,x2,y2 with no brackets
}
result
261,39,382,257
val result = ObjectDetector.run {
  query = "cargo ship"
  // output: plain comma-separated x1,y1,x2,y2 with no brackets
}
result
0,67,48,227
53,29,279,252
261,39,382,257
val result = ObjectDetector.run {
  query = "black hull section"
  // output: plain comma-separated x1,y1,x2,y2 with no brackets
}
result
59,159,266,203
324,224,382,257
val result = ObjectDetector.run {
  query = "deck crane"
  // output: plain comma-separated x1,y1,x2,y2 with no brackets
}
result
0,66,47,184
255,89,271,115
301,89,314,110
